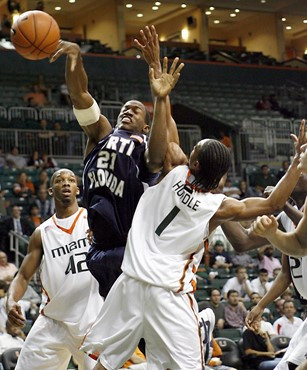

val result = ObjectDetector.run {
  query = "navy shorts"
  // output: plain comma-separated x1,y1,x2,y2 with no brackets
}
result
86,245,125,298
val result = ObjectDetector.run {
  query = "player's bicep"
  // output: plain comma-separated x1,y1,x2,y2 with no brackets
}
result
18,229,43,282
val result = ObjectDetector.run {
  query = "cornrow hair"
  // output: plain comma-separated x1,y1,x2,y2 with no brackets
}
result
193,139,231,191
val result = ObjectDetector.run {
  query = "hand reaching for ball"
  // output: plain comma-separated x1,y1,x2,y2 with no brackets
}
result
49,40,81,72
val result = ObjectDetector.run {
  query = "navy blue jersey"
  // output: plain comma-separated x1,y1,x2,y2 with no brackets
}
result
83,128,158,250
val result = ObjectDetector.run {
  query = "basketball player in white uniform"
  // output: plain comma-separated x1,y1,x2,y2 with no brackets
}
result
6,169,103,370
81,119,306,370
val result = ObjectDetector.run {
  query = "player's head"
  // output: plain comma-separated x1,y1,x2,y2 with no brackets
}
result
49,169,79,205
116,100,150,134
189,139,231,192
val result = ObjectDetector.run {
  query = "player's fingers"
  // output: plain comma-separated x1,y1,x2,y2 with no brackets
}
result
149,68,155,81
162,56,168,74
301,143,307,152
140,29,148,44
49,48,64,63
144,25,152,40
169,57,179,75
174,62,185,76
133,39,144,50
298,119,306,141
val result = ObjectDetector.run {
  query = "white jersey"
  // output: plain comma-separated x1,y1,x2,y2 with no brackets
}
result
279,210,307,302
122,165,225,293
39,207,103,338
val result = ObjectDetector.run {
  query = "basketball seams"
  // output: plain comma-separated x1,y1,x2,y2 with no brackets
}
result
36,17,53,50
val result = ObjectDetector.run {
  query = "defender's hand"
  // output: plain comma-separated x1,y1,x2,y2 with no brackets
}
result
251,215,278,239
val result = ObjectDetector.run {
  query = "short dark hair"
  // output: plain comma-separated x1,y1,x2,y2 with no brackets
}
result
50,169,76,186
227,289,238,298
283,300,294,309
0,280,8,292
211,288,221,296
259,268,268,274
193,139,231,192
235,265,245,273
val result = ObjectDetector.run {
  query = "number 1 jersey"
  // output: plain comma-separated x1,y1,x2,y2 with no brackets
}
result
38,208,103,338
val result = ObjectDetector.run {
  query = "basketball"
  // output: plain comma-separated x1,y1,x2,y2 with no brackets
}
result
10,10,60,60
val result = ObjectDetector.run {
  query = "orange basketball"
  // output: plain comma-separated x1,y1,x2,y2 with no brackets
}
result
11,10,60,60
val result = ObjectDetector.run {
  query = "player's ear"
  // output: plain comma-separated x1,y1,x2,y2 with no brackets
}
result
76,187,80,195
48,187,53,197
142,124,150,135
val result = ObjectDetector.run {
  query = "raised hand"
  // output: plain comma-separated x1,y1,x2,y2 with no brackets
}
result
149,57,184,98
246,305,264,330
251,215,278,238
290,119,306,156
134,25,161,77
298,143,307,173
49,40,80,71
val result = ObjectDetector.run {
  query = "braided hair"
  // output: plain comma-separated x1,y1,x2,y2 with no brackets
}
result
193,139,231,191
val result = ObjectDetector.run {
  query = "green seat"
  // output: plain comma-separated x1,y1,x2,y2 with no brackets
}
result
214,328,242,342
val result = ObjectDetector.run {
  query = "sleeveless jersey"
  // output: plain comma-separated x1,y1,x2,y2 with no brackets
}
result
122,165,225,293
83,128,158,249
39,208,103,338
279,210,307,303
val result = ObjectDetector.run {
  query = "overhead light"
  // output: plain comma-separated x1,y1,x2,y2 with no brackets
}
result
303,20,307,24
152,5,158,10
260,0,266,3
126,3,133,8
281,17,286,21
205,11,211,15
137,13,143,17
155,1,161,5
69,0,75,3
55,6,61,10
213,20,220,24
235,8,240,13
209,6,215,11
305,49,307,54
181,28,189,41
286,26,292,30
136,55,141,59
181,3,187,8
230,13,236,17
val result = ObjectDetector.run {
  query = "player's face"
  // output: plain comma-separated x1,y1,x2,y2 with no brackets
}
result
50,171,79,204
117,100,149,134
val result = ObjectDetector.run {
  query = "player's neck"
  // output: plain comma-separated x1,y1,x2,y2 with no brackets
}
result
54,201,79,219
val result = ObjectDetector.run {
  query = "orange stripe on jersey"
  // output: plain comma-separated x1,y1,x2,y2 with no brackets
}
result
187,294,204,369
40,284,51,316
130,134,144,144
52,208,84,235
185,170,206,193
177,253,195,293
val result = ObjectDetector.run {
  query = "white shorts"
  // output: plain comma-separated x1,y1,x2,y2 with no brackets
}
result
81,273,204,370
16,314,96,370
275,318,307,370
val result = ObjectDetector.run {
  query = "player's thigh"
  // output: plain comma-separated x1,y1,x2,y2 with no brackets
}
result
144,288,203,370
16,315,71,370
82,274,144,369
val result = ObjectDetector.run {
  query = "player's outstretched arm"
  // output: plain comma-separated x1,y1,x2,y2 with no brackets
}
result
6,229,43,327
146,57,184,172
251,199,307,257
49,41,112,157
246,255,291,329
135,25,180,145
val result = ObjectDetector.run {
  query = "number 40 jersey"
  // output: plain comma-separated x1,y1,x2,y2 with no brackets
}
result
38,208,103,338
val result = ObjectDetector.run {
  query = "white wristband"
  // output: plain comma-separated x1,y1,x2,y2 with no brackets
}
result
73,99,100,126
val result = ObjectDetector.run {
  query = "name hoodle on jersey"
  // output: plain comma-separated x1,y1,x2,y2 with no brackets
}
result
87,136,137,198
173,180,200,211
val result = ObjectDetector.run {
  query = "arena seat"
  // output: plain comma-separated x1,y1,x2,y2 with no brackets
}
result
1,347,21,370
271,335,291,353
214,328,242,342
215,337,243,369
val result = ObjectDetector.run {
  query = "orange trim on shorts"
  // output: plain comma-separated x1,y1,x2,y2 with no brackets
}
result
177,253,195,293
52,208,84,235
187,294,204,370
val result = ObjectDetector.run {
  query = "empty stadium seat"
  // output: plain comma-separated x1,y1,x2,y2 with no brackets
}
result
215,337,243,369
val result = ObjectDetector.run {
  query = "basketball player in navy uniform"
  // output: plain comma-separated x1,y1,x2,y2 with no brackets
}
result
50,26,184,297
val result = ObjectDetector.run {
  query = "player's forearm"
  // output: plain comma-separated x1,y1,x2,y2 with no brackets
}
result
267,229,307,257
257,270,291,309
147,97,168,171
283,202,303,226
65,50,92,109
7,274,29,305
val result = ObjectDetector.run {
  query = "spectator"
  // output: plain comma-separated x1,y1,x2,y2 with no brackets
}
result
27,150,43,169
258,245,282,279
41,152,58,169
52,122,68,155
224,290,247,329
273,301,303,338
210,240,232,272
266,267,282,290
250,268,270,297
276,160,289,180
0,14,11,38
280,289,293,302
23,84,47,107
243,317,281,369
274,298,285,320
231,251,257,269
12,172,35,198
249,293,273,320
238,180,262,199
0,147,6,169
222,266,252,301
0,187,10,217
223,179,241,199
251,165,278,193
27,204,42,231
37,119,54,154
0,252,17,283
256,95,271,110
34,187,53,221
202,289,225,329
0,320,25,354
0,280,8,332
35,170,49,191
6,146,27,169
59,83,71,106
218,130,233,150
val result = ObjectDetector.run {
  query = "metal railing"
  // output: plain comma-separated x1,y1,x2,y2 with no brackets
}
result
9,230,29,268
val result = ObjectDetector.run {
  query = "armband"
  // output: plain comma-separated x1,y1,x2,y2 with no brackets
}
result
73,100,100,126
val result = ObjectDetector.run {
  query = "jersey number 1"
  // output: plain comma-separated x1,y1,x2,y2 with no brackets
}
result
155,206,180,236
65,252,89,275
